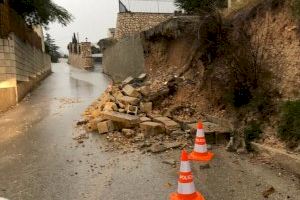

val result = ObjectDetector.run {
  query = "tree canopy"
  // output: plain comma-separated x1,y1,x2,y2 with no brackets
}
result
175,0,227,14
7,0,72,26
45,33,61,63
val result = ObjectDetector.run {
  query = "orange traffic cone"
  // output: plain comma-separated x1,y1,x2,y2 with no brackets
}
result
170,150,205,200
189,121,214,162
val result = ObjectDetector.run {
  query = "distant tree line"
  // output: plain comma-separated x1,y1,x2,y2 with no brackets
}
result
44,33,60,63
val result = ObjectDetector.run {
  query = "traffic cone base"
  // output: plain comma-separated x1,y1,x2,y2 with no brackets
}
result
188,151,214,162
170,192,205,200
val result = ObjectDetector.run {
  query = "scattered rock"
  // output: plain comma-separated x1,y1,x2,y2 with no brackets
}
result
237,147,248,154
101,111,140,127
139,85,151,96
76,120,88,126
199,163,210,169
137,73,147,81
164,141,182,149
140,116,151,122
103,102,118,111
122,129,136,138
170,130,185,139
140,102,153,113
122,76,134,85
154,117,180,133
226,137,236,152
162,159,176,166
207,144,212,150
117,95,140,106
140,122,165,138
122,84,141,98
262,186,275,198
97,120,117,134
150,143,167,153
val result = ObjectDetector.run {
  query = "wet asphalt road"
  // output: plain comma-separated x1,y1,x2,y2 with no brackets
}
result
0,61,300,200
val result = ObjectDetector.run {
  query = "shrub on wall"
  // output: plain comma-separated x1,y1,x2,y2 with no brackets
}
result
278,100,300,142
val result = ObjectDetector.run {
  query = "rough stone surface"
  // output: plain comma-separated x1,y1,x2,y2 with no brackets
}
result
140,102,153,113
164,141,182,149
101,111,140,127
140,122,165,137
138,85,151,96
117,95,139,106
97,120,116,134
122,76,134,85
103,102,118,111
89,117,106,131
140,116,151,122
122,129,136,138
150,143,167,153
154,116,180,132
122,84,141,98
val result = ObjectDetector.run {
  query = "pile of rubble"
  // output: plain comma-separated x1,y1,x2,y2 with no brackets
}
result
80,74,192,153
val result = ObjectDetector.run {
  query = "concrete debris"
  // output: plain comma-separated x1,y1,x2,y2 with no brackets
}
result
126,105,138,116
154,116,180,133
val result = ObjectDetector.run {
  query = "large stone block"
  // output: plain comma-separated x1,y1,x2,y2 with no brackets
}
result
97,120,117,134
122,84,140,98
140,122,165,137
101,111,140,127
103,102,118,111
117,95,139,106
153,116,180,132
140,102,152,113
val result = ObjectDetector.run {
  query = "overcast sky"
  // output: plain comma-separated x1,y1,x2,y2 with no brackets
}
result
47,0,119,54
47,0,176,54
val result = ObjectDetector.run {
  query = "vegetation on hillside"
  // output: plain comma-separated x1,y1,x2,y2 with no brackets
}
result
175,0,227,13
278,100,300,142
44,33,60,63
7,0,72,26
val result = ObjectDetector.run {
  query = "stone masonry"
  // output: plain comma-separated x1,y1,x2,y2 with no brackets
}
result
0,33,51,112
114,12,173,40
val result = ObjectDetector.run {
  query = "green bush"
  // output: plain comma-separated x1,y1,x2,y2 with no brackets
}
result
244,121,263,150
278,100,300,141
174,0,227,14
292,0,300,18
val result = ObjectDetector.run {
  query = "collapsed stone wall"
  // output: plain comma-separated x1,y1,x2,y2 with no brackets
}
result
0,33,51,112
114,12,173,40
102,35,145,82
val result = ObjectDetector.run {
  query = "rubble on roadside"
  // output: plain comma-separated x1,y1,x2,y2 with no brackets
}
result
79,74,231,154
80,74,192,154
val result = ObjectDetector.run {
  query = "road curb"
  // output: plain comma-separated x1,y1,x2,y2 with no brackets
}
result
251,142,300,176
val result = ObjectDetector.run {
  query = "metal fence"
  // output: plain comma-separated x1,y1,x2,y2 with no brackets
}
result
119,0,177,13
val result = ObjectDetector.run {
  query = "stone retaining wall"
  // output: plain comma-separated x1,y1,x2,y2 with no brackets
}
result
115,12,173,40
0,33,51,112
